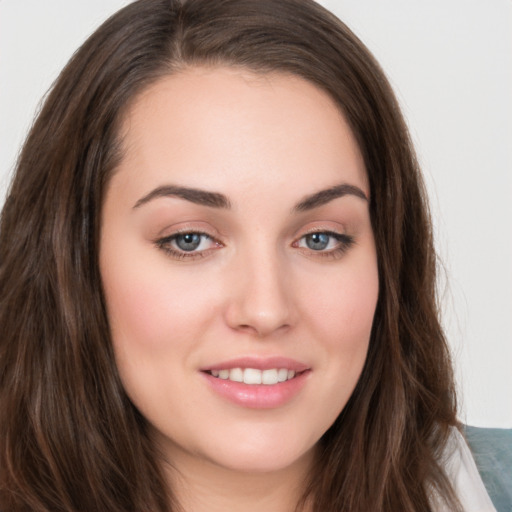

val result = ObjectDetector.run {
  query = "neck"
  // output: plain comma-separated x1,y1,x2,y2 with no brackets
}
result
159,443,315,512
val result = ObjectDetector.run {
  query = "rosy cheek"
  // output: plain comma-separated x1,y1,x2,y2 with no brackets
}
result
101,255,169,350
344,278,378,331
104,261,219,353
306,265,378,353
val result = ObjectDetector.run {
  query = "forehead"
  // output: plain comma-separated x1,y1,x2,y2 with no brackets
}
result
114,66,368,205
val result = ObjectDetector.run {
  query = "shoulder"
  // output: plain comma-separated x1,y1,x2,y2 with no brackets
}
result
440,427,496,512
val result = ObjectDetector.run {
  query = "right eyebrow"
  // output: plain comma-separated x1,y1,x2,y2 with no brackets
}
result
133,185,231,210
293,183,368,212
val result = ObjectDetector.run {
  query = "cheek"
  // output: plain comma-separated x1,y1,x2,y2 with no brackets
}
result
326,288,376,382
308,260,378,347
301,252,379,394
102,259,221,356
282,256,379,443
100,253,221,416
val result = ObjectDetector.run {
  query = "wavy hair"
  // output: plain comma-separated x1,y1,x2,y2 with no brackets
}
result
0,0,459,510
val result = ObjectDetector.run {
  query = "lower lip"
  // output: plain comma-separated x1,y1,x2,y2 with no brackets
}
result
202,371,310,409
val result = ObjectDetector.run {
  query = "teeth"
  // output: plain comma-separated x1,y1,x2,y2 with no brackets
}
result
262,369,278,385
278,368,288,382
209,367,299,385
244,368,262,384
229,367,244,382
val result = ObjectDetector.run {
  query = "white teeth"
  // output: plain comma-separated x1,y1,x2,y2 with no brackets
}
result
244,368,262,384
209,367,299,385
229,367,244,382
262,369,278,385
277,368,288,382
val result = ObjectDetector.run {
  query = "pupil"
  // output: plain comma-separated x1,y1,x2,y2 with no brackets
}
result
306,233,329,250
176,233,201,251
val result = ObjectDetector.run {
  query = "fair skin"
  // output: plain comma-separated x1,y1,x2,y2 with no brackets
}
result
100,67,379,512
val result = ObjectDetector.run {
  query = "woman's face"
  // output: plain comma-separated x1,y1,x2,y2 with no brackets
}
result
100,67,379,475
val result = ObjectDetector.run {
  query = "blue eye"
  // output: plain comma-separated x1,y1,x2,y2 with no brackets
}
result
295,231,355,259
304,232,330,251
299,232,348,251
156,231,219,260
174,233,203,252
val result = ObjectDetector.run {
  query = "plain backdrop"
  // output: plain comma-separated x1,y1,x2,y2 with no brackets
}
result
1,0,511,428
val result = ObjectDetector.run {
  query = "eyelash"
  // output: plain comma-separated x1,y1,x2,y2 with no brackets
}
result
154,230,355,261
155,230,221,261
294,230,355,260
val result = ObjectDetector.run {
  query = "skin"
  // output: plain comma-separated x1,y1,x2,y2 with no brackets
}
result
100,66,379,511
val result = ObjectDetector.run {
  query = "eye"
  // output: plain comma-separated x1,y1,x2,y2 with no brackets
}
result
155,231,221,260
294,231,355,259
300,232,335,251
173,233,209,252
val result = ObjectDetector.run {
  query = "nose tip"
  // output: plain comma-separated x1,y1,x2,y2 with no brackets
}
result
224,259,295,338
234,310,290,338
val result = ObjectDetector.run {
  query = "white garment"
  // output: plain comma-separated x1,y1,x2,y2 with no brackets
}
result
437,428,497,512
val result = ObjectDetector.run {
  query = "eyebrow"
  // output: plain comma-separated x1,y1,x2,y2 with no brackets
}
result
133,182,367,211
133,185,231,209
293,183,368,212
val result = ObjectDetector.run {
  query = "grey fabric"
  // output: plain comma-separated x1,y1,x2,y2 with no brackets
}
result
464,426,512,512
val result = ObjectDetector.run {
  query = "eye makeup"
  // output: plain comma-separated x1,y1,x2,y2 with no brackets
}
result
154,226,355,262
293,230,355,261
154,229,223,261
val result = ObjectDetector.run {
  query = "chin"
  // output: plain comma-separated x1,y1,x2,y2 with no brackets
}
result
211,450,313,475
198,430,317,474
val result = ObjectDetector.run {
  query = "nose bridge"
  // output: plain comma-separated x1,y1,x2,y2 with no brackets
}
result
225,240,294,336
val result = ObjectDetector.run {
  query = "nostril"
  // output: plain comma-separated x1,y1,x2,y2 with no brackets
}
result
233,322,292,338
236,324,259,334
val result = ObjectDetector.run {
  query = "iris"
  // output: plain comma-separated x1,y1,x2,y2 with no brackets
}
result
305,233,330,251
175,233,202,251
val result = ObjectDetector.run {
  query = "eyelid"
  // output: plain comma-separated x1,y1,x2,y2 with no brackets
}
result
292,226,355,260
291,224,348,244
153,219,223,239
153,223,355,261
154,227,223,260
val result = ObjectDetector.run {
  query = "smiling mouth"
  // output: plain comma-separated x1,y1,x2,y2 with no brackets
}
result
205,367,302,385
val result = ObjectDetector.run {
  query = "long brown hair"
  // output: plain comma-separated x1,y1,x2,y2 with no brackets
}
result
0,0,459,510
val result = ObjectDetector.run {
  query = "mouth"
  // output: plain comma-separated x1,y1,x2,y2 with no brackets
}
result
205,367,302,385
200,357,311,408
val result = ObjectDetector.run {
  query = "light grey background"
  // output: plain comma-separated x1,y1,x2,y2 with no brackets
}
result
1,0,511,427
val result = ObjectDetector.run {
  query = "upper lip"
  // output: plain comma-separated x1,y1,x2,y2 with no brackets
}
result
201,356,310,372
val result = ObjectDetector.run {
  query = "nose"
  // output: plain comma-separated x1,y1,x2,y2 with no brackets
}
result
224,250,296,338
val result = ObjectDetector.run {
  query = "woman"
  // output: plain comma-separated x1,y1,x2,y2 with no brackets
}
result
0,0,495,510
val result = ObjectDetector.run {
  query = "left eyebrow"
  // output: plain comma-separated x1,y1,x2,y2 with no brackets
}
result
133,185,231,209
293,183,368,212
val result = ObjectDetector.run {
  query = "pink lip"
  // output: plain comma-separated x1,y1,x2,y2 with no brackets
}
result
200,357,311,409
201,356,310,372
